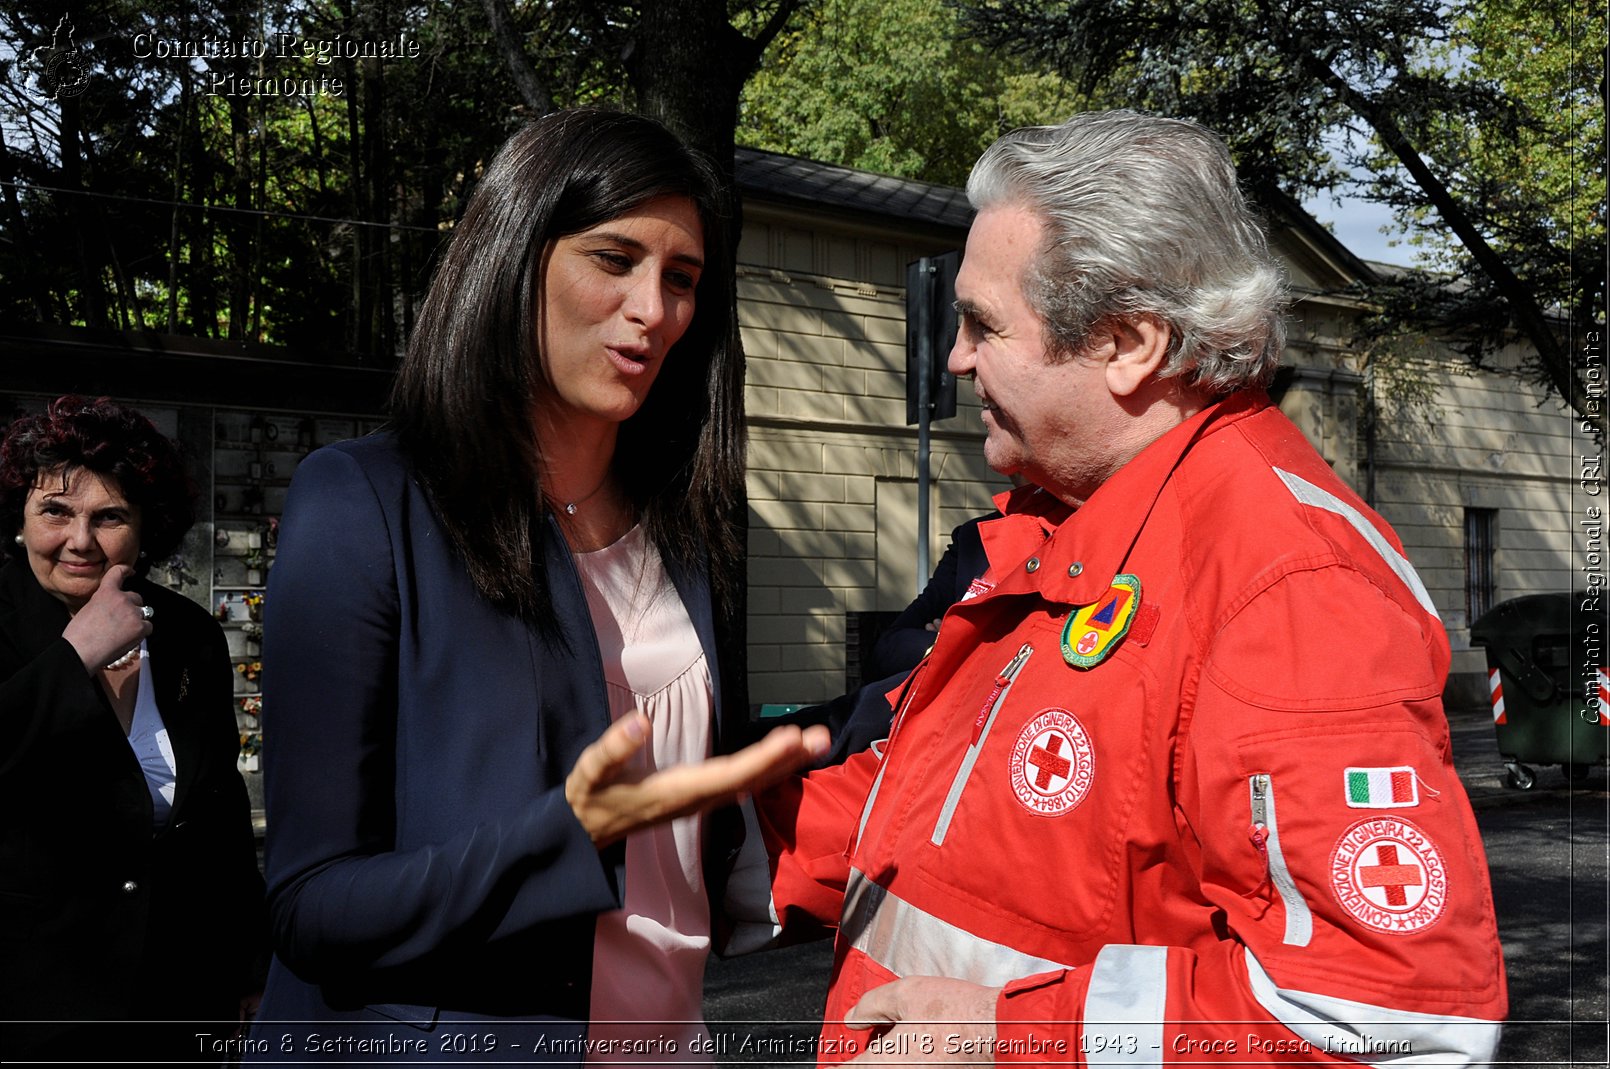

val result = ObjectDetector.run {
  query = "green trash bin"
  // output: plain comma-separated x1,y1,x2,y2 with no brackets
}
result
1469,592,1608,789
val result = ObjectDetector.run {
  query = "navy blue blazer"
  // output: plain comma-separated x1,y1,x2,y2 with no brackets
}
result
864,514,993,680
250,434,738,1059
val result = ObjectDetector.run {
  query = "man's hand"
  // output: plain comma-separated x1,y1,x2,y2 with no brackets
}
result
845,976,1002,1066
566,712,830,847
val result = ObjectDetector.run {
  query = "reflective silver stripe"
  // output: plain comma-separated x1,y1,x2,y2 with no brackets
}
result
1082,945,1167,1067
1273,467,1439,618
855,674,920,851
1250,774,1313,947
841,868,1074,986
933,644,1034,845
1245,949,1502,1065
854,748,891,851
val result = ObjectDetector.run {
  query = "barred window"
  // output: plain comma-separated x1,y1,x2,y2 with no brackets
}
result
1464,508,1498,623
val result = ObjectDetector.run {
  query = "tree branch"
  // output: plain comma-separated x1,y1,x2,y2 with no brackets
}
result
751,0,807,56
1305,56,1588,431
481,0,558,115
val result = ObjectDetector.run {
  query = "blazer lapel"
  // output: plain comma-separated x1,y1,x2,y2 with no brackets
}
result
537,515,615,751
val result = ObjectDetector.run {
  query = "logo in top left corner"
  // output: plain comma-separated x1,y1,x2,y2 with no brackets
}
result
29,16,90,102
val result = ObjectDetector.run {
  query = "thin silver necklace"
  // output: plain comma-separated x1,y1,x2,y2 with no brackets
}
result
558,473,611,516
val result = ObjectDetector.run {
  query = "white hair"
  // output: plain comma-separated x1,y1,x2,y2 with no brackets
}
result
966,110,1288,392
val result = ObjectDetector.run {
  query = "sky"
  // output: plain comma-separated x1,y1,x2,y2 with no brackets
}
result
1302,188,1416,267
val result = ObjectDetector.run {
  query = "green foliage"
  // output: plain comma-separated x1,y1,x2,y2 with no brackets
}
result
0,0,821,354
0,0,531,355
738,0,1087,187
958,0,1606,433
1384,0,1603,306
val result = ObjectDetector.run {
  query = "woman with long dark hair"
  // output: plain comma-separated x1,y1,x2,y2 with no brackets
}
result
250,110,825,1062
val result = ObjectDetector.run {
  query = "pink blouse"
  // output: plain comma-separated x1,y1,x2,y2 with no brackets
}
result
574,525,715,1065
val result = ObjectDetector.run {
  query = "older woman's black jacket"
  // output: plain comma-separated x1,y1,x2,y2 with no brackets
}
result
0,560,267,1057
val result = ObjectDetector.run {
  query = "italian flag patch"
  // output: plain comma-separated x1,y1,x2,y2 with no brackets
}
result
1344,766,1419,809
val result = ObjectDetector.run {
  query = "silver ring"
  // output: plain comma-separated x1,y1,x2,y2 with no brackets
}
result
139,605,155,621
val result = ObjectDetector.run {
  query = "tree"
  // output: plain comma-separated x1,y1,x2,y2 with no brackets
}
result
478,0,807,170
0,0,529,355
1364,0,1605,424
958,0,1607,436
737,0,1086,187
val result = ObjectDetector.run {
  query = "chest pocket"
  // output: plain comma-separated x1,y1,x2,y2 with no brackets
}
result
912,618,1161,943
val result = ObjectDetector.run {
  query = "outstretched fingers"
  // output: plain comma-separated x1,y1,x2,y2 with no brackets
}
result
695,723,832,801
566,717,828,848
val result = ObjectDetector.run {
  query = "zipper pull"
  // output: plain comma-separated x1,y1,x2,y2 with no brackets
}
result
972,678,1009,744
1249,773,1271,868
971,643,1033,745
1249,823,1269,860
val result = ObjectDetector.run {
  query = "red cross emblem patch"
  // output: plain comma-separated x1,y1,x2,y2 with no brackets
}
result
1009,708,1095,817
1329,817,1448,934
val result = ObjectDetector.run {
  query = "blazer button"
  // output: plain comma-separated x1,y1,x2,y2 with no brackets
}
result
121,880,139,894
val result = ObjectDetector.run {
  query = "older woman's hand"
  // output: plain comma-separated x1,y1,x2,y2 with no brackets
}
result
566,712,830,848
61,563,153,672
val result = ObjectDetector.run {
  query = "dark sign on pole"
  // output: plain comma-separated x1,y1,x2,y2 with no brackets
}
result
905,251,961,426
905,251,961,588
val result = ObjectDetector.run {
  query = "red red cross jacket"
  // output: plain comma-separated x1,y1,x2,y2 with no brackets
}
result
751,391,1506,1065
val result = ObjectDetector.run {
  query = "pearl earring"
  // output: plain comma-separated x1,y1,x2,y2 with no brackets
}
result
12,534,21,546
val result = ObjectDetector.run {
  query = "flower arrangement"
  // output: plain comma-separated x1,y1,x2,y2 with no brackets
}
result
244,590,265,621
240,695,263,717
238,732,263,772
236,660,263,684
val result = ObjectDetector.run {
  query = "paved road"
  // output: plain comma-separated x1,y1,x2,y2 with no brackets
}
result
705,705,1610,1066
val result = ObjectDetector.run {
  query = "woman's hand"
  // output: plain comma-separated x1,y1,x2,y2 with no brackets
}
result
61,564,151,672
566,712,830,847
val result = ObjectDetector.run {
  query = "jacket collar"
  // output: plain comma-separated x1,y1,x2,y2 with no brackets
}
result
986,389,1271,607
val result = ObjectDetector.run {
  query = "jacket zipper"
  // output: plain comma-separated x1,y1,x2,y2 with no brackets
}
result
931,643,1034,846
1249,773,1313,947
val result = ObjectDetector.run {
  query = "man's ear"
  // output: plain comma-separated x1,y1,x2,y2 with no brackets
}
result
1103,316,1172,398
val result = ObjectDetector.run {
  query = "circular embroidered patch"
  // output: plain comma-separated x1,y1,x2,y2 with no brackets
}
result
1329,816,1448,934
1009,708,1095,817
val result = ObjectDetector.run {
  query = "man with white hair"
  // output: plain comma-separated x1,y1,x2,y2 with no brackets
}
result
752,111,1507,1065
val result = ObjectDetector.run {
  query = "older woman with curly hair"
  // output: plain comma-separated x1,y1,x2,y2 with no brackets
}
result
0,395,266,1062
